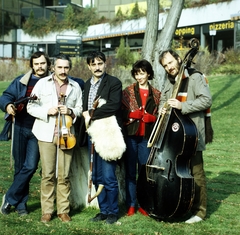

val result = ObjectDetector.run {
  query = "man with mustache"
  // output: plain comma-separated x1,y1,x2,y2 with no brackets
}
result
82,51,122,224
0,51,51,216
27,54,82,223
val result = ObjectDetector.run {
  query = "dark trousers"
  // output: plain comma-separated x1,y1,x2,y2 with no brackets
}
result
6,125,39,210
191,151,207,219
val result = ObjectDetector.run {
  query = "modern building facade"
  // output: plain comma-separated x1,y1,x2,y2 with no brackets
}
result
81,0,240,56
0,0,82,57
0,0,240,58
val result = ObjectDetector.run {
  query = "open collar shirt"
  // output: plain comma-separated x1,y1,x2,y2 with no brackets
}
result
87,74,104,110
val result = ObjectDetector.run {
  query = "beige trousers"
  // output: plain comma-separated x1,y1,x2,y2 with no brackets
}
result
38,137,73,215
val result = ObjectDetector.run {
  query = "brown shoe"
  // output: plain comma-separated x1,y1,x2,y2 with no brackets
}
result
58,213,71,222
41,213,52,223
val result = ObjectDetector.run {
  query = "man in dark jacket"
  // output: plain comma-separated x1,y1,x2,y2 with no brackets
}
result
82,51,122,224
0,51,51,216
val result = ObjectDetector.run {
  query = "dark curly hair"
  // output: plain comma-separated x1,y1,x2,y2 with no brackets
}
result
86,51,106,65
30,51,51,70
131,59,154,80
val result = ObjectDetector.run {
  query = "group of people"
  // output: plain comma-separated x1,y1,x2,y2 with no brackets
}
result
0,49,212,225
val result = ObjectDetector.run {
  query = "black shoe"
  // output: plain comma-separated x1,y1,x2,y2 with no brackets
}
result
16,209,28,217
90,213,108,222
106,214,118,224
0,194,11,215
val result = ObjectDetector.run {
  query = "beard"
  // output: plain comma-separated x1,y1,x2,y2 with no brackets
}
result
168,63,181,84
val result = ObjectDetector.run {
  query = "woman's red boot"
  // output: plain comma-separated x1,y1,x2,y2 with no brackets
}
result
138,207,148,216
127,206,135,216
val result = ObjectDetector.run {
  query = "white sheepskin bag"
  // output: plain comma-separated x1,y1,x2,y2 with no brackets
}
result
87,98,126,161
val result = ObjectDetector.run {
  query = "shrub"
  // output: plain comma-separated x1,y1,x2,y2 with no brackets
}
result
0,59,29,81
70,57,91,81
116,38,135,68
174,46,240,76
210,48,240,75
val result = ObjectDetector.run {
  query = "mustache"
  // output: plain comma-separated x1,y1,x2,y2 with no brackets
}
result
94,70,102,73
36,69,45,72
60,73,67,76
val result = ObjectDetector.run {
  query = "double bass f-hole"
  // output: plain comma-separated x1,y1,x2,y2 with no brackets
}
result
58,93,76,150
166,159,174,182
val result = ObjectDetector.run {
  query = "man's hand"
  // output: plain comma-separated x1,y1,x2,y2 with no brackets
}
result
6,104,17,116
82,110,90,120
167,98,182,110
83,110,91,128
58,105,68,115
48,106,59,116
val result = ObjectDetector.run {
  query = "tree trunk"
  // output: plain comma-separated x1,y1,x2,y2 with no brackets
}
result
142,0,185,90
69,145,126,209
142,0,159,62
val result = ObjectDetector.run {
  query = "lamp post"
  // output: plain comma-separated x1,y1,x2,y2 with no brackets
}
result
209,30,216,53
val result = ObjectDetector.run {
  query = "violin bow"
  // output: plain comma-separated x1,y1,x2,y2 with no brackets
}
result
87,144,104,204
56,93,66,178
56,110,61,178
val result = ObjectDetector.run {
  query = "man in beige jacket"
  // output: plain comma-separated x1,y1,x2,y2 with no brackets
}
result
27,54,82,223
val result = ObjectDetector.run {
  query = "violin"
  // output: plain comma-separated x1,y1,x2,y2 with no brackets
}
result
58,93,76,150
5,95,38,121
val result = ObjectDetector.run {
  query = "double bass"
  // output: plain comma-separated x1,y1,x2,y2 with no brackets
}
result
137,38,199,219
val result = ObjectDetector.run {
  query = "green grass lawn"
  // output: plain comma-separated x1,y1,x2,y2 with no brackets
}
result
0,75,240,234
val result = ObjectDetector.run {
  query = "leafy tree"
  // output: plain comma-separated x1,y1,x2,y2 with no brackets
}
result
62,4,76,29
47,12,59,31
116,37,134,67
129,2,146,19
23,10,49,37
73,6,98,34
61,5,98,34
110,7,128,26
116,7,124,18
22,5,98,37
